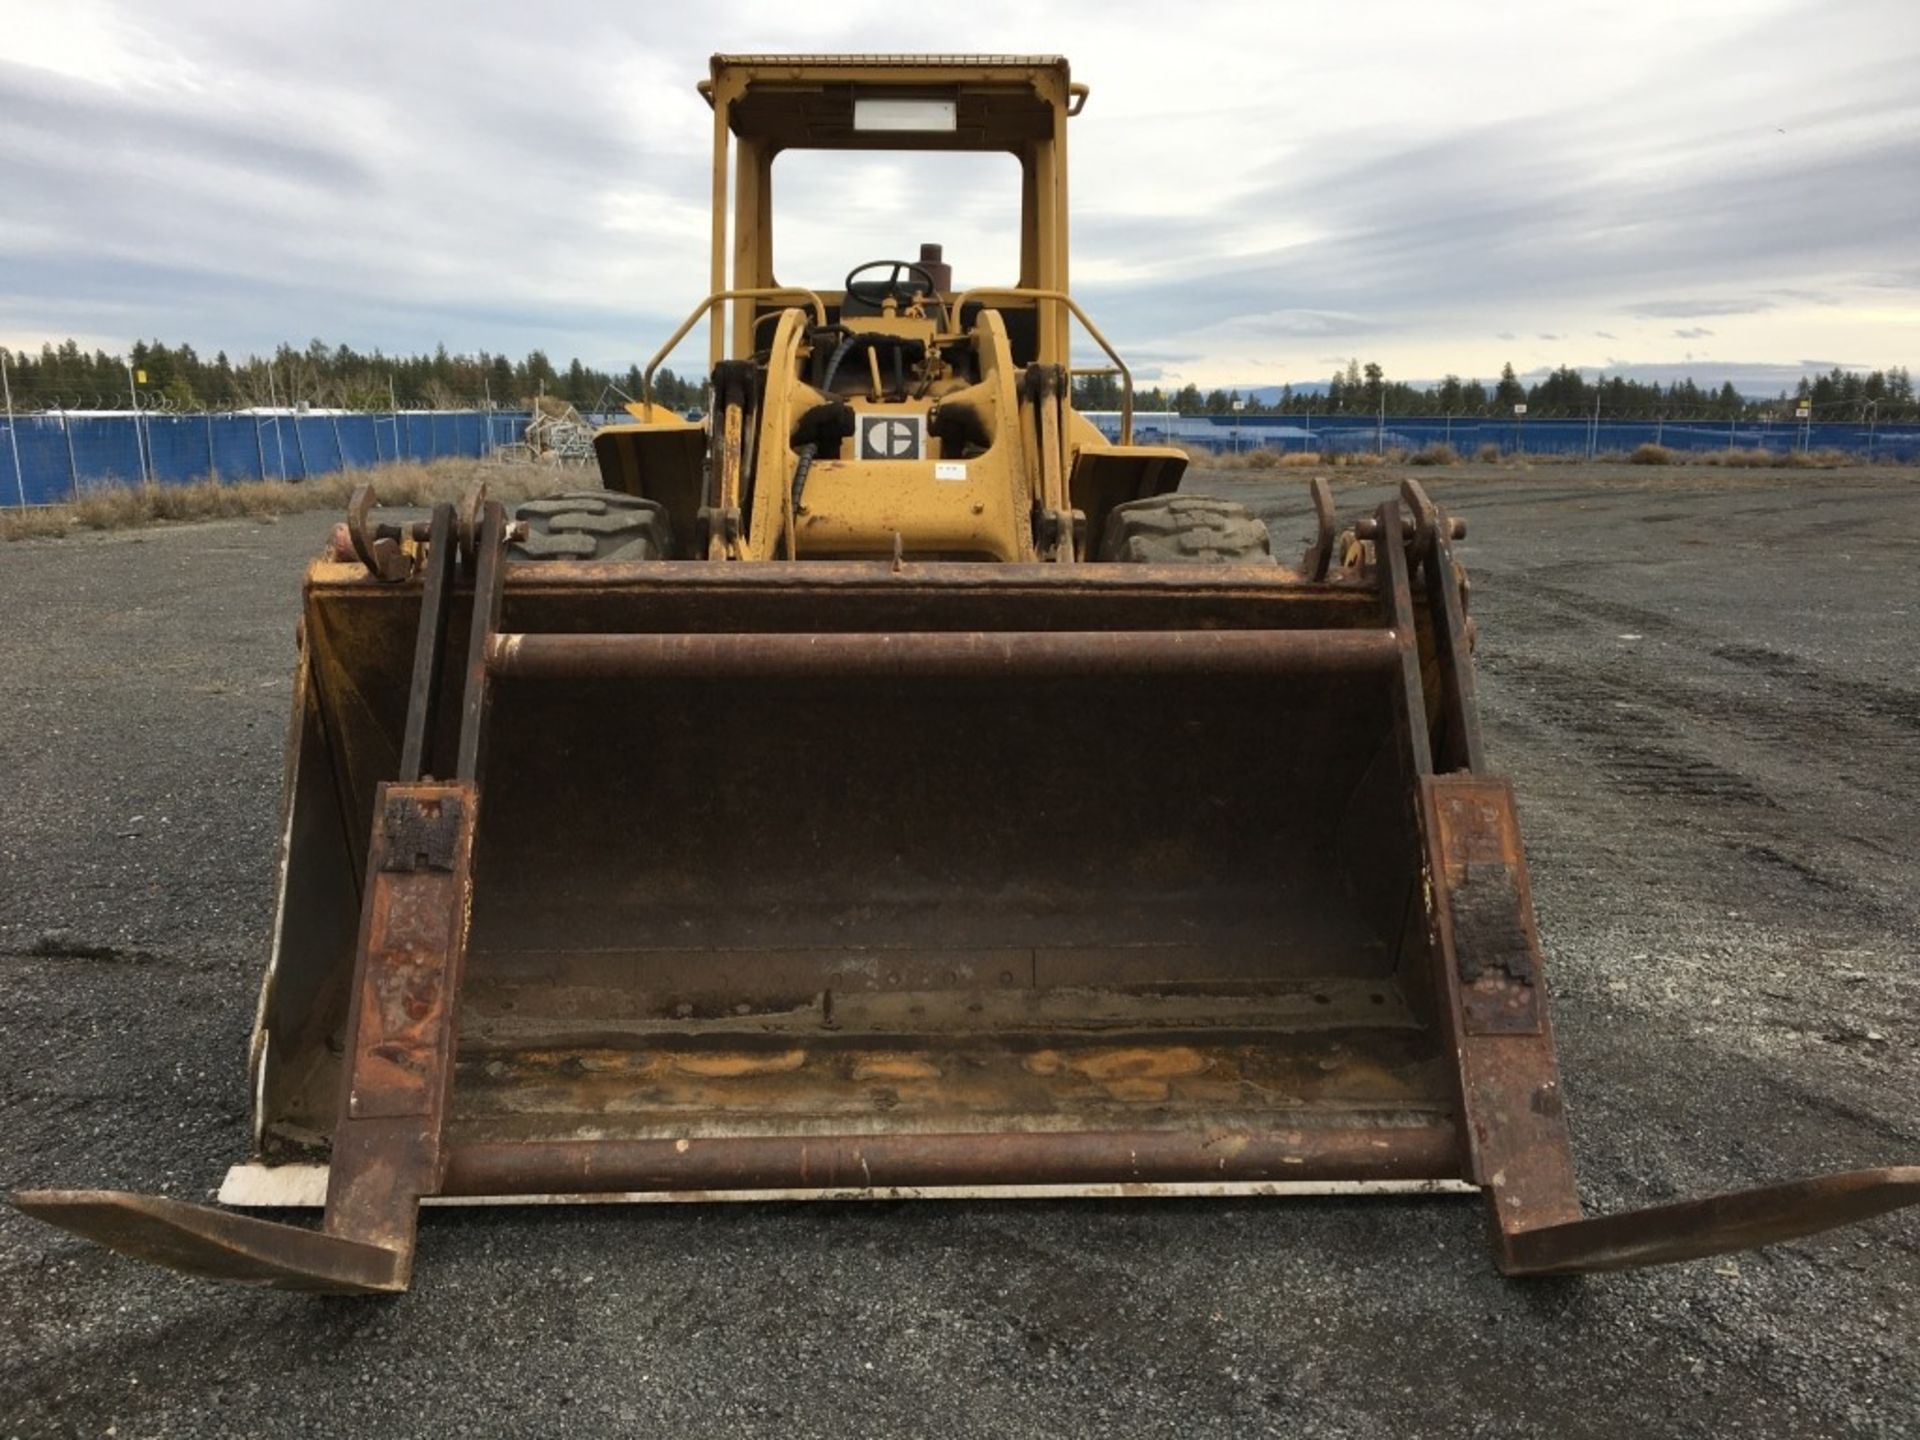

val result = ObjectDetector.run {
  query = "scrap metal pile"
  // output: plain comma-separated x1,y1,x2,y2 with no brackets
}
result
497,396,595,465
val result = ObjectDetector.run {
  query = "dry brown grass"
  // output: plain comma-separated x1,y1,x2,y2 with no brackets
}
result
11,442,1888,546
1,507,75,540
1196,447,1307,470
1694,448,1768,468
1789,448,1857,469
1188,445,1413,471
1690,446,1856,469
2,459,575,543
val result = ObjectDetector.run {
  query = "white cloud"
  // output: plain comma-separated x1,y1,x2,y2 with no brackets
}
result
0,0,1915,388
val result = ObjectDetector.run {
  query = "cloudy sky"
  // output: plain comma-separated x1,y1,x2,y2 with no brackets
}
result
3,0,1916,392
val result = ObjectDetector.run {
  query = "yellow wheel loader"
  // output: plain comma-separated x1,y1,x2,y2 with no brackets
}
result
15,54,1914,1293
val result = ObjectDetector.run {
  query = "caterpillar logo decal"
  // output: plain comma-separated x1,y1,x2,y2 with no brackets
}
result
858,414,926,461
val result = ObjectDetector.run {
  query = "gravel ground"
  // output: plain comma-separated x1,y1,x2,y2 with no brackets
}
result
2,464,1916,1438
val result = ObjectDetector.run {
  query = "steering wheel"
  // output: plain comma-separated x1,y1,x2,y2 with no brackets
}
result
843,259,940,314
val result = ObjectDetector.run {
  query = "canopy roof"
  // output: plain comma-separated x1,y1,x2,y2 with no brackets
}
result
705,54,1077,151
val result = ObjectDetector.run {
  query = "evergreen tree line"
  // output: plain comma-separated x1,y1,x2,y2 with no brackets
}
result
1075,359,1918,421
3,338,1912,423
0,338,702,414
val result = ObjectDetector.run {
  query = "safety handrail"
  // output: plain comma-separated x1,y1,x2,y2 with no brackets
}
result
642,288,828,410
940,287,1133,443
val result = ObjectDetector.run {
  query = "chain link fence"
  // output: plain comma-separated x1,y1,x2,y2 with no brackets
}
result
1088,411,1920,462
6,401,1914,509
0,407,538,508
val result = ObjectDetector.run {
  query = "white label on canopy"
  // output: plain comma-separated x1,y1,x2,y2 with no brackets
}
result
854,98,958,132
934,461,968,480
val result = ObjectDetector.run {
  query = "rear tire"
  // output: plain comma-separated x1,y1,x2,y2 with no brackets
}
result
1098,495,1275,564
509,491,673,561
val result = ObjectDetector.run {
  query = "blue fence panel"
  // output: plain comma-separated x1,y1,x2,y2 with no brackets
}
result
247,417,285,481
444,412,483,457
268,417,305,479
1083,412,1920,462
335,416,376,469
9,407,1912,509
0,409,560,506
67,415,147,493
2,409,563,504
1876,428,1920,461
7,416,73,505
211,415,267,481
288,416,330,478
365,415,399,466
336,416,370,468
142,414,212,486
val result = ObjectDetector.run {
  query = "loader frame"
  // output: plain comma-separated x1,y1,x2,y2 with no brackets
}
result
698,54,1082,370
594,54,1189,568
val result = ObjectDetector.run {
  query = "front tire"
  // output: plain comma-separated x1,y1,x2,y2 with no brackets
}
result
1098,495,1275,564
508,492,673,561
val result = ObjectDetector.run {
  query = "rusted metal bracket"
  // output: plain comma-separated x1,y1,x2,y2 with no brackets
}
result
1302,476,1337,579
1499,1167,1920,1273
1398,479,1467,554
697,504,744,559
336,783,476,1135
1034,506,1086,562
1376,498,1434,781
8,506,509,1293
705,362,755,560
397,503,458,782
12,781,478,1292
1450,863,1538,988
9,1190,409,1292
1399,478,1437,559
1352,482,1464,564
380,790,465,871
1352,478,1482,775
456,502,507,783
1022,364,1076,562
345,484,414,583
1417,495,1484,774
1423,773,1920,1272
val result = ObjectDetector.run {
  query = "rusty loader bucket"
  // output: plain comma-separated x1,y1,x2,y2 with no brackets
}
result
14,486,1917,1292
